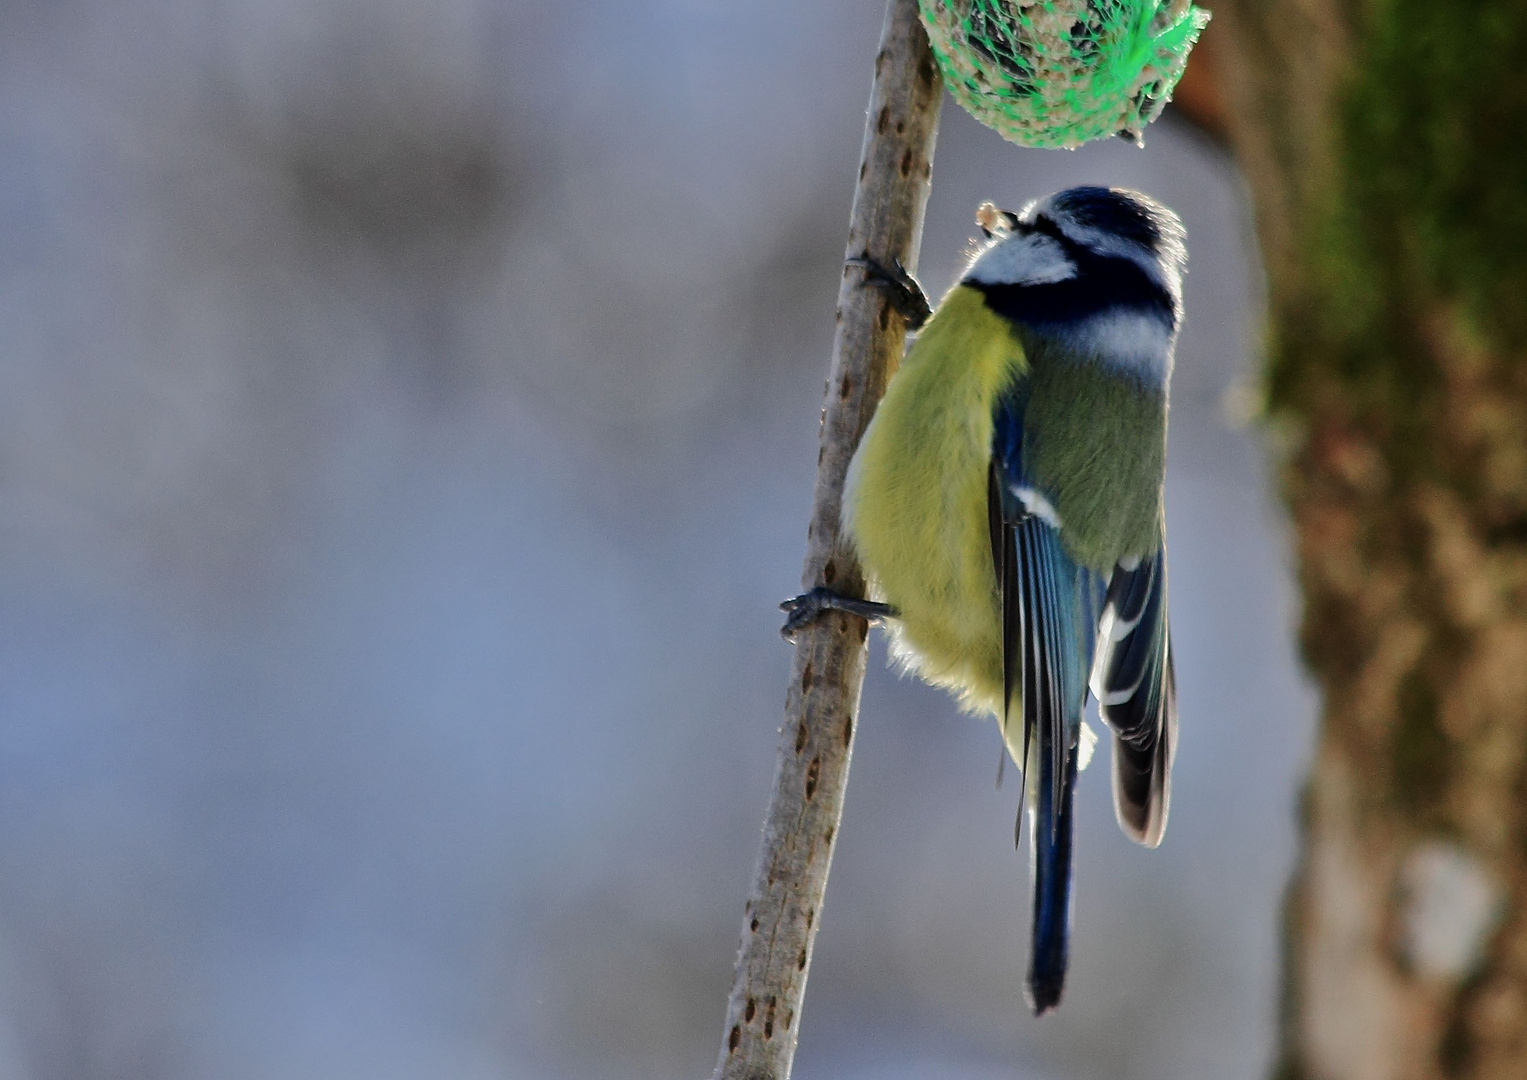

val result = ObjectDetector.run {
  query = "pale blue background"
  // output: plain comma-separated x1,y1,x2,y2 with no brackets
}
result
0,2,1314,1077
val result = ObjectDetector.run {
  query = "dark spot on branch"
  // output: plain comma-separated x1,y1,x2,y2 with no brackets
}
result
795,722,808,754
797,947,808,970
729,1026,741,1052
745,998,756,1022
802,662,814,694
805,755,821,799
750,917,759,932
825,825,835,845
900,148,914,176
824,561,837,586
877,105,890,134
806,907,815,928
843,714,853,746
859,160,867,183
839,373,853,400
764,1019,774,1039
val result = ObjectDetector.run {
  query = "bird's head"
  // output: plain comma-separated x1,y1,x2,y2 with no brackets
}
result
964,186,1186,314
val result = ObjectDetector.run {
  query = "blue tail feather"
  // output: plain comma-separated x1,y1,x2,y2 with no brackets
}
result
1026,729,1078,1014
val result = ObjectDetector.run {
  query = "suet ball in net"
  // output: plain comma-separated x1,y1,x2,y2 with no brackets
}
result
919,0,1210,148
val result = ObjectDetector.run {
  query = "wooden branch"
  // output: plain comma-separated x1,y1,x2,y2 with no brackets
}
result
712,3,941,1078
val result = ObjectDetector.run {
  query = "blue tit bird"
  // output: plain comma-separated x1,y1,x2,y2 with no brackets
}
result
783,186,1183,1014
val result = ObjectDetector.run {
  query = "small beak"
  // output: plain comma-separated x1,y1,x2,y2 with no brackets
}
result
975,201,1027,239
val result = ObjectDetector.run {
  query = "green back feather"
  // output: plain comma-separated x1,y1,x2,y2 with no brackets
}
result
1019,337,1166,568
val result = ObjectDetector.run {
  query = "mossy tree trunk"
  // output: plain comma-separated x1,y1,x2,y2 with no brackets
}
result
1210,2,1527,1077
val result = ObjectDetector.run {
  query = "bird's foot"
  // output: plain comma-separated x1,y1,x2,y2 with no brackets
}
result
847,254,932,331
780,587,897,640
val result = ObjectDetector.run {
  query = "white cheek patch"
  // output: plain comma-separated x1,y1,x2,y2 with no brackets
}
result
965,235,1077,288
1063,309,1176,386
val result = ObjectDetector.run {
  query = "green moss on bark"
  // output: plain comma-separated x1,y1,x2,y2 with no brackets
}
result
1263,0,1527,828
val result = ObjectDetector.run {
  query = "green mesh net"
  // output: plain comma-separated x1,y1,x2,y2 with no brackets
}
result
918,0,1211,149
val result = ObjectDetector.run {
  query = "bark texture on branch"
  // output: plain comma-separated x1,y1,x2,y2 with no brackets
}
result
712,3,941,1078
1211,2,1527,1078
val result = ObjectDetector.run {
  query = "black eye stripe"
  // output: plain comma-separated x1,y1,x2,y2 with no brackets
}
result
970,212,1179,330
1049,187,1166,249
1028,214,1079,256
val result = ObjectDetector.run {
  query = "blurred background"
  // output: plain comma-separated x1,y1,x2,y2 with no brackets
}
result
0,1,1315,1078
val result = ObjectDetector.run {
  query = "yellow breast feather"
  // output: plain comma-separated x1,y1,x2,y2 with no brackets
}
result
845,284,1024,719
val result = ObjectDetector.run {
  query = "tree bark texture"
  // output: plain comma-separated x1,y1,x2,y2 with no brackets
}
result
713,3,941,1078
1210,3,1527,1078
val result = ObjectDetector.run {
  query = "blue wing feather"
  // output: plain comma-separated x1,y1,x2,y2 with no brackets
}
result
991,387,1103,1015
